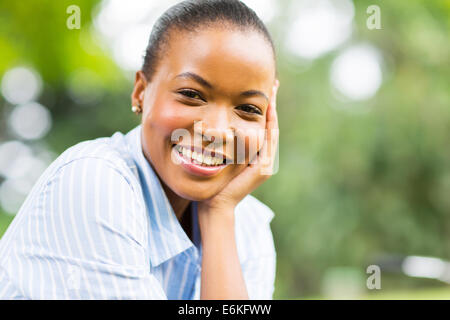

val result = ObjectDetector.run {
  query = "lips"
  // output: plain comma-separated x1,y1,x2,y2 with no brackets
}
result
171,144,230,177
172,144,233,164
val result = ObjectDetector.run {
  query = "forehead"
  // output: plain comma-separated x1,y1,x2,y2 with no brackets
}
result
157,27,275,90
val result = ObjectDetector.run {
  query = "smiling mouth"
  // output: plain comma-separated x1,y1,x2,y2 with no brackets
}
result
172,144,230,166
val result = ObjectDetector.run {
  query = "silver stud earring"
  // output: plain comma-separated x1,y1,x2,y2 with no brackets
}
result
131,103,142,114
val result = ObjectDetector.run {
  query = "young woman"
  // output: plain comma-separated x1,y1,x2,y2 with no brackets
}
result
0,0,280,299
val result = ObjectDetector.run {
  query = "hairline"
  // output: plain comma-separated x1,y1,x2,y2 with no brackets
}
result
142,21,277,82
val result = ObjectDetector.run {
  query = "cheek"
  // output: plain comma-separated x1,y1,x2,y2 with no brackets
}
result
144,102,194,142
235,123,266,163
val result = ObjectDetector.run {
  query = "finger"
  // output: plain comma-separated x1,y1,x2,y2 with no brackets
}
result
272,79,280,108
248,80,280,172
267,82,279,130
255,83,279,175
253,82,278,158
266,83,279,155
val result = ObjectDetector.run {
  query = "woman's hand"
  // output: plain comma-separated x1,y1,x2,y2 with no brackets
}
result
198,79,280,213
197,79,279,300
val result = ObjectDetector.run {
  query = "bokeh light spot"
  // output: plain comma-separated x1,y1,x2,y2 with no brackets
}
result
1,66,42,105
9,102,52,140
330,44,383,101
286,0,354,60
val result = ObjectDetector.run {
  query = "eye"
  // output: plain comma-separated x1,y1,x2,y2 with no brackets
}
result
236,104,263,115
178,89,204,101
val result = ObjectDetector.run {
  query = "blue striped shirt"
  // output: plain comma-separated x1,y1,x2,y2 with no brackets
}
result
0,125,276,299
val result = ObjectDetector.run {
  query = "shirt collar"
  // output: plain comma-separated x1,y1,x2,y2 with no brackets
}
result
124,125,201,267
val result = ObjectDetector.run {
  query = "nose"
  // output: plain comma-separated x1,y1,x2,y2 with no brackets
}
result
197,105,235,145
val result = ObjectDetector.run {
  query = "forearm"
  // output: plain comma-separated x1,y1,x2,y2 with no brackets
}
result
198,207,249,300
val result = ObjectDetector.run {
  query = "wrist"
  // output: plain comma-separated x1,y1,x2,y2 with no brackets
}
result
197,206,235,242
197,196,236,215
199,192,239,210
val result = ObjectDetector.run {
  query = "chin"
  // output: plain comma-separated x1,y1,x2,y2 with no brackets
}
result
171,181,224,202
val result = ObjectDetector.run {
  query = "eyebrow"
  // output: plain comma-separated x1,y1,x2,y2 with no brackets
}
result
174,72,269,102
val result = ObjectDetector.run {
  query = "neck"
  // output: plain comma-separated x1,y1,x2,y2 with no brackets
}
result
141,139,190,221
161,181,191,221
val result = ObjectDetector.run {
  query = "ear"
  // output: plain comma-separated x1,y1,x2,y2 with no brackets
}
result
131,70,147,107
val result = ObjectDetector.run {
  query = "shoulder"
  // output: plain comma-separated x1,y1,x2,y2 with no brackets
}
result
0,130,149,271
234,195,276,260
42,131,138,190
17,130,146,231
58,132,132,172
26,133,148,243
235,194,275,225
41,131,145,214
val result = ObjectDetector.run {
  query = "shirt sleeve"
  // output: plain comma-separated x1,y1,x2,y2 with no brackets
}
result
237,197,277,300
3,157,167,299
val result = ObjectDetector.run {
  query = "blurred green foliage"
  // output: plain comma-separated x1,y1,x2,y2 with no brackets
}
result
0,0,449,299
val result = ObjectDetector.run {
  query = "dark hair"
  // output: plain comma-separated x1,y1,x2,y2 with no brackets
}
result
142,0,277,82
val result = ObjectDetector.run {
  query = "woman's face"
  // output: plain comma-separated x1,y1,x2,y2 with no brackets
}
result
134,26,276,201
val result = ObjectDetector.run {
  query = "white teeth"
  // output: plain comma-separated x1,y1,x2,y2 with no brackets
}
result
175,145,225,166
